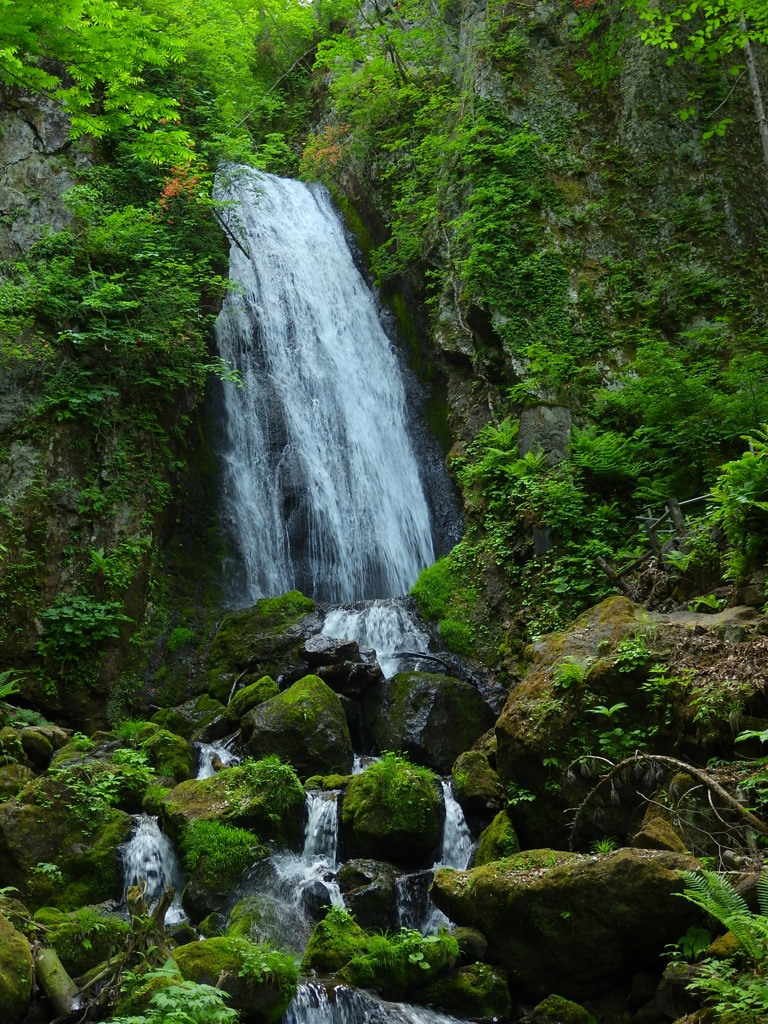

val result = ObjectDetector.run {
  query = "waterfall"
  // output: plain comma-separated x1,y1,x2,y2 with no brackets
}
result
120,814,186,926
215,167,435,606
195,740,240,779
230,790,343,952
285,983,465,1024
397,781,473,935
323,598,434,678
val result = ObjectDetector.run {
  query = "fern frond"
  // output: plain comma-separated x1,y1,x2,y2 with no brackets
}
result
679,869,750,921
757,869,768,919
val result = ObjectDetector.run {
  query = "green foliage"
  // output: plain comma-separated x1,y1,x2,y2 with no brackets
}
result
614,636,653,674
180,820,258,889
37,595,133,663
506,782,536,807
437,618,475,656
553,656,593,692
343,927,458,998
31,861,64,884
108,963,238,1024
359,752,438,835
673,868,768,1022
51,753,154,831
410,557,456,620
711,428,768,580
590,837,618,854
238,755,304,823
167,627,196,654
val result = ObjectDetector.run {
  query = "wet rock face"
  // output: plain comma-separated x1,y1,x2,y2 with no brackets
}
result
364,671,496,774
431,847,700,1001
336,858,399,930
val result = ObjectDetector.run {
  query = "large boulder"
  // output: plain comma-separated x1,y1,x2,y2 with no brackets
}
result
336,858,400,930
225,676,279,727
0,777,131,909
0,913,33,1024
204,592,320,701
242,675,353,778
431,848,700,1000
340,754,442,867
174,936,298,1024
364,672,495,774
162,760,304,847
451,750,505,834
417,962,512,1021
494,596,643,847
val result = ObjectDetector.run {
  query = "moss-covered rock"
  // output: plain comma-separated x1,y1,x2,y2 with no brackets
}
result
629,803,689,854
525,994,597,1024
204,592,319,701
18,728,54,768
494,596,644,847
138,727,192,782
179,819,266,916
242,675,353,778
0,762,33,801
162,759,304,847
225,676,279,727
301,908,368,972
474,811,520,866
341,753,442,867
151,695,225,740
33,905,129,977
0,912,33,1024
364,672,495,774
418,962,512,1020
174,936,298,1024
336,859,399,931
304,773,352,791
340,928,458,1000
451,750,505,833
0,776,132,909
431,847,700,1000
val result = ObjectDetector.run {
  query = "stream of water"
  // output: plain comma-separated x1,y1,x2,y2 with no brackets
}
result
215,167,436,607
120,814,187,926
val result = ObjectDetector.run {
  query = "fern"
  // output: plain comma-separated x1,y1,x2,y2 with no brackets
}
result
679,869,768,962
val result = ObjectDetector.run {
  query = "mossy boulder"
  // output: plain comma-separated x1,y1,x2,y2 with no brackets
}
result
162,760,304,847
242,675,353,778
418,962,512,1020
474,811,520,866
0,776,132,909
301,909,368,972
341,754,441,867
629,803,689,854
225,676,279,727
33,906,129,977
137,727,192,783
179,820,267,917
0,763,33,801
336,858,399,930
431,848,700,1000
174,936,298,1024
0,912,33,1023
340,928,458,1000
524,994,597,1024
494,596,643,847
451,750,505,833
205,591,320,701
304,773,352,791
364,672,495,774
151,695,226,740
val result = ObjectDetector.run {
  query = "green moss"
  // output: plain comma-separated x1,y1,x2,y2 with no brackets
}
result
138,728,192,782
437,618,475,656
418,962,512,1020
342,753,441,864
33,905,129,977
528,994,597,1024
225,675,279,725
0,913,33,1024
301,907,368,973
475,811,520,866
341,927,459,1000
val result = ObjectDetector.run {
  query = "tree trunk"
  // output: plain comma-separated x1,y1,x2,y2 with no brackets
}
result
741,18,768,176
35,947,80,1018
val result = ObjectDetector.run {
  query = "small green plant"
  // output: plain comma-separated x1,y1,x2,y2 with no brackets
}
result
614,636,653,674
109,964,239,1024
687,593,726,613
37,595,133,664
507,782,536,807
552,655,593,692
31,861,64,884
343,927,458,997
70,732,96,752
167,626,196,654
239,756,304,822
590,837,618,855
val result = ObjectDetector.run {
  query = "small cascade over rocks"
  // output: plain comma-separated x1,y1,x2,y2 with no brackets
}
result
231,790,343,952
285,982,465,1024
194,740,240,779
397,781,474,935
323,597,436,678
120,814,186,926
214,167,436,606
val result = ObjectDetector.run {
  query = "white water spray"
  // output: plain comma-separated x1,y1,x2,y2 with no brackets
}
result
120,814,186,926
323,598,434,678
215,168,435,606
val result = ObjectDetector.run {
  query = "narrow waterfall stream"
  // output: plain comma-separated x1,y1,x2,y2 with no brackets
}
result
215,167,436,607
323,598,434,678
195,740,240,779
285,983,465,1024
120,814,187,926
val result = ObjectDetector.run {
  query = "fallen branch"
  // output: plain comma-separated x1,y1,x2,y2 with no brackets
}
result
570,753,768,847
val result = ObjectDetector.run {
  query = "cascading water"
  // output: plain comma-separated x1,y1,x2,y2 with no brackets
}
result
397,781,473,935
120,814,187,926
215,167,435,607
285,983,465,1024
230,789,343,952
195,740,240,779
323,598,435,678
